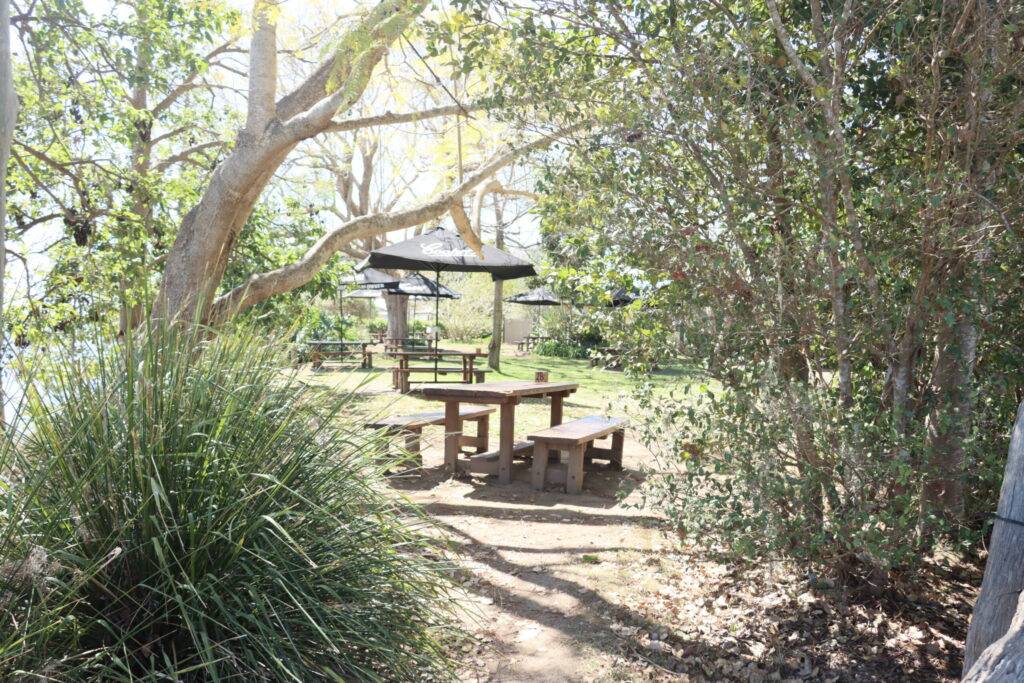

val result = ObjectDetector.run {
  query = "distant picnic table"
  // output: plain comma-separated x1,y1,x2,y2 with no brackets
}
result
516,335,551,352
386,349,488,392
306,340,373,369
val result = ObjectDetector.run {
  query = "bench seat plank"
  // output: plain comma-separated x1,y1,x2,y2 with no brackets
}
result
527,416,627,447
390,366,467,373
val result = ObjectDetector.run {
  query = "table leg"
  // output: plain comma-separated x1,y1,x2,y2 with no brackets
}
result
498,401,516,484
548,392,565,460
401,357,410,393
444,401,462,472
550,392,564,426
566,444,585,494
405,429,422,467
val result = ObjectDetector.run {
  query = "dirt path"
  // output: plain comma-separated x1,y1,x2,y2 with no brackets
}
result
394,432,662,682
391,430,977,683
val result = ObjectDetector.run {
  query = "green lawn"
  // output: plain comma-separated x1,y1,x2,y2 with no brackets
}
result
300,343,697,438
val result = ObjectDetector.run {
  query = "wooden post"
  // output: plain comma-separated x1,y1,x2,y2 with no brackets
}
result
476,414,489,453
405,430,422,467
965,401,1024,673
531,440,548,490
549,391,565,460
550,391,564,426
566,444,585,494
611,429,624,470
498,401,516,484
444,401,461,472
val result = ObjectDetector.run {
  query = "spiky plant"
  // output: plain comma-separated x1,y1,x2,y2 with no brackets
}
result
0,322,460,680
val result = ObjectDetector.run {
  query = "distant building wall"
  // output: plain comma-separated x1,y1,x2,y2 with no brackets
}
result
504,318,532,344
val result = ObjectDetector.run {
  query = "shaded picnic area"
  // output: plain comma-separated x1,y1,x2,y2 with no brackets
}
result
301,343,976,682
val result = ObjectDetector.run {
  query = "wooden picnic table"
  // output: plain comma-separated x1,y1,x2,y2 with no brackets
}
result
419,380,579,484
516,335,552,352
387,349,486,392
306,340,373,368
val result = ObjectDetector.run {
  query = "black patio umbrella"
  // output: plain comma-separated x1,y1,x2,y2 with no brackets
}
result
504,286,562,306
607,279,672,308
338,267,400,317
386,273,461,300
340,267,400,288
384,273,461,332
358,227,536,280
359,227,537,357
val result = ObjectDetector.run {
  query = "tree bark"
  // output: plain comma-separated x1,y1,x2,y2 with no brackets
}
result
0,0,18,417
385,293,408,340
964,401,1024,673
964,593,1024,682
488,197,505,370
153,0,429,324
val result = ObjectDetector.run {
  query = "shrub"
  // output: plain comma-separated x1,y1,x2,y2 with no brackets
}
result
631,373,923,583
410,319,441,337
295,308,354,342
536,339,590,359
0,323,461,680
366,319,388,335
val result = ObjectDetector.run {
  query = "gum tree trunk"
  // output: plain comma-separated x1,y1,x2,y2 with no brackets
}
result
488,199,505,370
963,401,1024,673
385,294,408,340
0,0,18,417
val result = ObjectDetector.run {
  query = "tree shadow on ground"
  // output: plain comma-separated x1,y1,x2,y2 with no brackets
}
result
431,514,864,682
389,459,645,510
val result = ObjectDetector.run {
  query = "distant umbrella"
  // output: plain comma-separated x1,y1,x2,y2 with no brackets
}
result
607,279,672,308
338,267,400,318
504,286,562,306
385,273,461,300
340,267,400,289
360,228,537,359
346,288,384,299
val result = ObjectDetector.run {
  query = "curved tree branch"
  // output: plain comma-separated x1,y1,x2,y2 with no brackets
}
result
210,126,578,321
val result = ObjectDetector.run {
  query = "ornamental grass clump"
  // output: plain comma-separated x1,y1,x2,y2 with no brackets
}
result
0,323,460,681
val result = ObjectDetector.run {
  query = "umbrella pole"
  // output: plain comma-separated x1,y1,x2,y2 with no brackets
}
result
434,269,440,381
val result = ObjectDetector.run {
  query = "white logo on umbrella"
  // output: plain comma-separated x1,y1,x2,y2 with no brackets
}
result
422,243,478,259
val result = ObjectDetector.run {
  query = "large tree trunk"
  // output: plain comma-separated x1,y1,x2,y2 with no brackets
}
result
963,401,1024,673
385,294,408,340
153,0,429,324
488,199,505,370
964,593,1024,682
0,0,18,416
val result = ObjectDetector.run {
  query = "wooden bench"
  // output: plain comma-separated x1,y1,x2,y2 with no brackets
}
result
365,406,495,465
473,368,492,383
516,335,552,353
528,416,626,493
308,341,373,369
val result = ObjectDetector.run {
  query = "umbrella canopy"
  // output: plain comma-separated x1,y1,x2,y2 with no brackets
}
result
385,273,461,299
345,288,385,299
361,227,535,369
340,267,400,289
504,286,562,306
358,227,536,281
607,279,672,307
